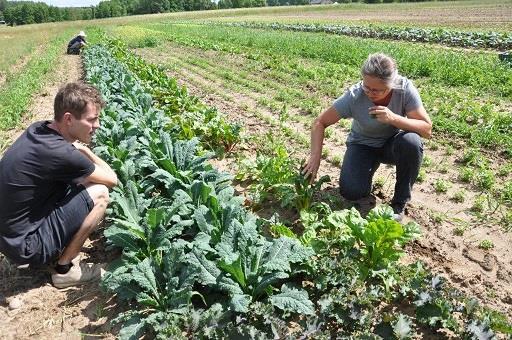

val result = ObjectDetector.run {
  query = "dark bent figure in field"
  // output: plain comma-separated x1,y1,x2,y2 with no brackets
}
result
0,82,117,288
302,53,432,221
67,31,87,55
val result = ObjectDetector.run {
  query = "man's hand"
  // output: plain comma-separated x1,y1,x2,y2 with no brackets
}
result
369,106,397,125
301,156,321,184
72,141,89,152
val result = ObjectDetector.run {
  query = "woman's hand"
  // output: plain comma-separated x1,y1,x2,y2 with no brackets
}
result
301,155,321,184
369,106,397,124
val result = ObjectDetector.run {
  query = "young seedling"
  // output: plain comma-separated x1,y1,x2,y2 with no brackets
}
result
453,224,467,236
374,176,386,190
458,167,474,183
478,239,494,250
437,161,449,174
331,154,342,167
416,169,426,183
445,145,455,156
471,195,486,213
475,169,495,190
422,155,433,168
433,178,450,193
451,189,466,203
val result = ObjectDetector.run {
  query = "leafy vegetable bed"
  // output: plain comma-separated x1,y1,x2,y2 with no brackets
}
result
221,22,512,51
82,40,511,339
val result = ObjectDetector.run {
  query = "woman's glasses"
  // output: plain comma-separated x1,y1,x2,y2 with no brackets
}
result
362,83,389,95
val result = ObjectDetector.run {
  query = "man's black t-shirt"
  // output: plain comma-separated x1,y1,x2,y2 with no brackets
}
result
0,121,95,260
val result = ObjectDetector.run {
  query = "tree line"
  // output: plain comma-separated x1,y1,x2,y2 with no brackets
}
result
0,0,439,27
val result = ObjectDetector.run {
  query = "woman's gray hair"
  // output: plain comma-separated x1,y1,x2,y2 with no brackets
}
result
361,53,398,85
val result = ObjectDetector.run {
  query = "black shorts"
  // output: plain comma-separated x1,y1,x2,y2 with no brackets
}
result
25,185,94,265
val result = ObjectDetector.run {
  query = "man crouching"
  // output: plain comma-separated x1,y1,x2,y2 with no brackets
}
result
0,82,117,288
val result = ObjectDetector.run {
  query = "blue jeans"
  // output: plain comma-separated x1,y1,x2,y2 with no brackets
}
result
339,131,423,206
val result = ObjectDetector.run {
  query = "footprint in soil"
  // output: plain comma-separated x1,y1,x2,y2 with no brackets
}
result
462,246,497,272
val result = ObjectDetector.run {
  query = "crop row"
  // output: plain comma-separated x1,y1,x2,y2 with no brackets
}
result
218,21,512,51
116,24,512,157
82,36,511,338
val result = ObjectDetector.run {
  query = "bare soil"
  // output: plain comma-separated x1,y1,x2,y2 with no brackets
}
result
234,3,512,31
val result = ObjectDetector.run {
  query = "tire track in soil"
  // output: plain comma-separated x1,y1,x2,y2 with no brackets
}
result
0,53,119,340
137,46,512,318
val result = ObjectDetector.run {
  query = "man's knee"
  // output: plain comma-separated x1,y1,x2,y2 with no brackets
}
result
85,184,110,207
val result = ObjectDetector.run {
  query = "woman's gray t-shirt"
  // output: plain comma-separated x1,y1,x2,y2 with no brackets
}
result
333,76,423,147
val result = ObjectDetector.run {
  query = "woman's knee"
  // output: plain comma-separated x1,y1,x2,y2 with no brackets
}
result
339,180,371,201
396,132,423,154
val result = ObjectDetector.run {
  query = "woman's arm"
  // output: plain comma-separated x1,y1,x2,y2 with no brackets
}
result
302,105,342,181
369,105,432,138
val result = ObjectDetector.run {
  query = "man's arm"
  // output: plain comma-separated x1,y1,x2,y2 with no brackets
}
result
73,142,118,188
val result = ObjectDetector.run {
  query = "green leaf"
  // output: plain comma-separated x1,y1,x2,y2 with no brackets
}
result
269,284,314,315
393,313,412,339
230,294,252,313
218,256,246,288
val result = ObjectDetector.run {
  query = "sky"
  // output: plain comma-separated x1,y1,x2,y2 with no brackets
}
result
12,0,102,7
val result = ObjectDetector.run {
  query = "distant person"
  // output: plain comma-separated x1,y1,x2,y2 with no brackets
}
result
67,31,87,55
0,82,117,288
302,53,432,221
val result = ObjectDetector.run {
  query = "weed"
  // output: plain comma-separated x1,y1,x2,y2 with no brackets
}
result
445,145,455,156
500,180,512,205
331,154,342,167
451,190,466,203
437,161,449,174
471,196,486,213
430,211,446,224
478,239,494,250
501,211,512,232
416,169,426,183
374,176,386,190
433,179,450,193
460,148,481,166
322,148,329,159
475,169,495,190
428,141,440,151
422,155,433,168
458,167,474,183
324,128,332,138
497,162,512,177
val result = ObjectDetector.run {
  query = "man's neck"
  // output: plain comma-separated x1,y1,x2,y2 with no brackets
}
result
48,121,72,142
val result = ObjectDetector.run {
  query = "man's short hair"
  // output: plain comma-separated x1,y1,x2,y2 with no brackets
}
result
54,82,105,121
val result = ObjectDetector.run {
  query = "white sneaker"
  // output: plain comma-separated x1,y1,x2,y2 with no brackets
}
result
51,262,105,289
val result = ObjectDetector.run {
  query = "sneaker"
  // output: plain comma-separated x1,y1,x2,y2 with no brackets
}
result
51,261,105,289
391,203,405,222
